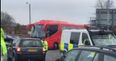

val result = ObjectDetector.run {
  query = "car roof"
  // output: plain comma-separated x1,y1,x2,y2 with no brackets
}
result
71,46,116,56
78,46,116,51
16,37,41,40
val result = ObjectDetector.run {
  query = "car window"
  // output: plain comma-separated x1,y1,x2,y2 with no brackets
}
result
93,53,99,61
93,51,116,61
13,39,18,44
64,50,80,61
20,39,43,47
13,38,20,46
104,55,116,61
78,51,96,61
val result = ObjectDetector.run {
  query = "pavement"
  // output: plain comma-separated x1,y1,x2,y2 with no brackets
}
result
1,56,7,61
2,50,61,61
46,50,61,61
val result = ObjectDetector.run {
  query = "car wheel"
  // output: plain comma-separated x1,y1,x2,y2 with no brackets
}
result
41,57,45,61
12,56,16,61
7,56,11,61
12,57,21,61
54,43,58,49
41,54,46,61
12,54,20,61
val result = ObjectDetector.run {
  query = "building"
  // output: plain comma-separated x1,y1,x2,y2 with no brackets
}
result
96,9,116,29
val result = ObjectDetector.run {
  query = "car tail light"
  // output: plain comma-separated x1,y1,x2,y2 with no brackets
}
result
16,47,21,52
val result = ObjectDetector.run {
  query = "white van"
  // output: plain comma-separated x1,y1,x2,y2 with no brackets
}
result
60,29,116,52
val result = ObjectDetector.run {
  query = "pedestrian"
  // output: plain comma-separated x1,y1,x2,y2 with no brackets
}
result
1,28,7,61
41,40,48,51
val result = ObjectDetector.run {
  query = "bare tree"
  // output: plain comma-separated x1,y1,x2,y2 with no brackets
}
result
1,11,16,34
1,11,29,37
96,0,113,9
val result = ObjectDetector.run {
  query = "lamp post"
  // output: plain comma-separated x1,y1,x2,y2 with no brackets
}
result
106,0,111,30
26,2,31,24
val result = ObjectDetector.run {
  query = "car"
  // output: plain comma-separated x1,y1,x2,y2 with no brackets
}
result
7,37,47,61
58,46,116,61
4,35,14,47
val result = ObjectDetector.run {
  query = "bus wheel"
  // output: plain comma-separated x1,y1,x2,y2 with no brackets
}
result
54,43,58,49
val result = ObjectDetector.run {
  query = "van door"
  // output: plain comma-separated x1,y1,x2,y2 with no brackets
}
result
70,32,80,48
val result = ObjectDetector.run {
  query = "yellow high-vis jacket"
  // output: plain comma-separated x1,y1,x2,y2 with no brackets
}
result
41,40,48,51
60,42,73,52
1,28,7,56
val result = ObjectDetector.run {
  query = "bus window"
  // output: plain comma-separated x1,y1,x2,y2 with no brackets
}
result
70,32,80,44
31,25,45,38
47,25,58,37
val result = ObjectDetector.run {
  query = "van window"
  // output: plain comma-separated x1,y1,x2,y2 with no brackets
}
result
47,25,58,37
70,32,80,44
82,33,90,45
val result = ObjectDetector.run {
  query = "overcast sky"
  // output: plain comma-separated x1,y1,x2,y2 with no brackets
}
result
1,0,116,25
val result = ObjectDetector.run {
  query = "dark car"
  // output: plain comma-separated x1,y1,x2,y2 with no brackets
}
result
59,46,116,61
7,37,46,61
4,35,15,47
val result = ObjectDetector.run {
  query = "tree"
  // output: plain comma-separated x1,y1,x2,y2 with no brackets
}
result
1,11,29,37
96,0,113,9
14,24,20,34
1,11,16,34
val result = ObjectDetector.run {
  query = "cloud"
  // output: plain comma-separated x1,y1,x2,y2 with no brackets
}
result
1,0,116,25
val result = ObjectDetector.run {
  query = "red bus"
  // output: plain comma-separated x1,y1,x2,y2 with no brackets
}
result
27,20,86,49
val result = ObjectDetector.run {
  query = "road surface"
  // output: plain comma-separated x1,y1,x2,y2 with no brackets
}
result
46,50,61,61
2,50,61,61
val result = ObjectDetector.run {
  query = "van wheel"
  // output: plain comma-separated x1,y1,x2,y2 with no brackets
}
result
54,43,58,49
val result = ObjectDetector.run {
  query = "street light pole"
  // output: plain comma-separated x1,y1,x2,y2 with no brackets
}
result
26,2,31,24
106,0,111,30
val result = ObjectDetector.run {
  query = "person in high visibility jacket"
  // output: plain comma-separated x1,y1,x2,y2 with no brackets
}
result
41,40,48,51
60,41,73,52
1,28,7,56
68,43,73,51
60,42,64,52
